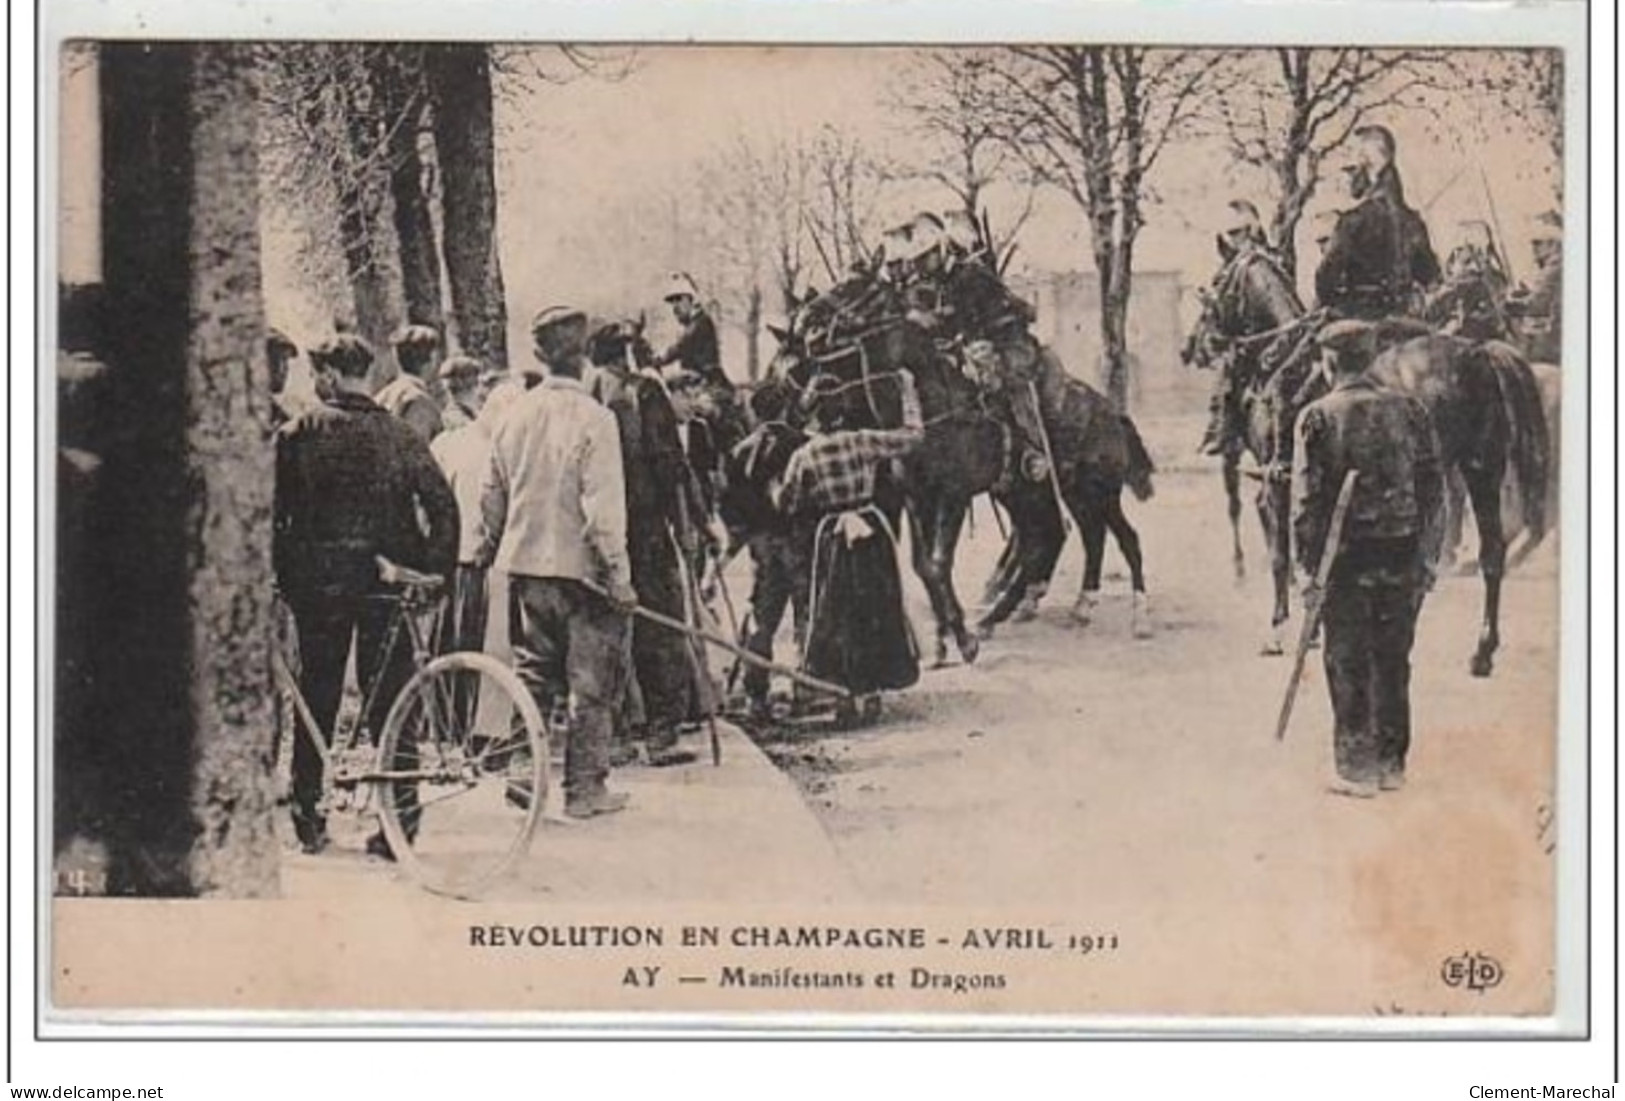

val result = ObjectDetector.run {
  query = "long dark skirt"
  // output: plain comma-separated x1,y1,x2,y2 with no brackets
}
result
802,509,919,696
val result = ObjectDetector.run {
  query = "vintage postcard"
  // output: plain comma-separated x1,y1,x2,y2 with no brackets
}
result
39,0,1589,1036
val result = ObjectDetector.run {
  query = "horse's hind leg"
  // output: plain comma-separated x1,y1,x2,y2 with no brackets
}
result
1465,465,1507,677
1102,491,1152,638
934,500,979,663
1223,448,1245,583
1069,488,1108,628
1259,476,1291,656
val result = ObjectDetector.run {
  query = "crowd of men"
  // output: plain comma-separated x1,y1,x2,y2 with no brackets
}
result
269,278,747,853
267,122,1566,858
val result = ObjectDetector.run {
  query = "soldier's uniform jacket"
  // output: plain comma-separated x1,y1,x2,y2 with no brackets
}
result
1314,166,1441,320
932,257,1036,346
1290,375,1446,579
657,309,725,389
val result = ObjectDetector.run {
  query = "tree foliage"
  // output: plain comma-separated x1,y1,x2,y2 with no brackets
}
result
985,46,1224,409
885,49,1038,257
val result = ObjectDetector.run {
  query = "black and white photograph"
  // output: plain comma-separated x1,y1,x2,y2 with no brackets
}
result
33,0,1597,1054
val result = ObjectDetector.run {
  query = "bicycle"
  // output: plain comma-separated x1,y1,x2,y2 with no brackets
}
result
272,556,549,899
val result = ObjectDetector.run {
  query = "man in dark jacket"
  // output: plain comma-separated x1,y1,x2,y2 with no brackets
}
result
655,273,726,389
1291,319,1446,799
589,330,706,766
274,334,460,852
1314,126,1441,320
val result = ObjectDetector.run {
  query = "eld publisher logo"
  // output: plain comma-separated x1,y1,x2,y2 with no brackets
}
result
1440,951,1504,993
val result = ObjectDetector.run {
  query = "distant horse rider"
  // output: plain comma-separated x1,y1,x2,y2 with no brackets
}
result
901,210,1044,485
1314,125,1441,321
1198,199,1291,455
1507,211,1563,365
1291,319,1446,799
772,369,926,726
1423,220,1513,342
654,272,729,395
656,272,749,505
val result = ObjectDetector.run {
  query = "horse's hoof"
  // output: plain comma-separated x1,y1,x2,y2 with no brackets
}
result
958,632,981,665
1011,600,1040,624
975,620,997,641
1070,599,1097,627
932,639,950,669
1470,654,1494,678
1130,594,1154,639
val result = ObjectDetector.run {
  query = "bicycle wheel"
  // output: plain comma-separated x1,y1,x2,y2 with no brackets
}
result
374,651,548,898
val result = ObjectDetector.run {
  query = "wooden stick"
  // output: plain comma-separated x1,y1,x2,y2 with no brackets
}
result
579,578,853,700
1027,379,1073,534
1275,470,1359,742
677,541,724,767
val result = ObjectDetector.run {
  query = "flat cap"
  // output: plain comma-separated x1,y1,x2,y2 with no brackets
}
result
307,334,375,376
1316,319,1377,354
530,306,586,338
437,354,485,382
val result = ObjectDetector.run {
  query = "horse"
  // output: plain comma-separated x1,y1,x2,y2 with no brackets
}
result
1185,261,1551,677
1182,256,1322,654
969,345,1157,639
768,278,1155,657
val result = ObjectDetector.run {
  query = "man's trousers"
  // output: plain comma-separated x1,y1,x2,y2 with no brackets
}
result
508,575,629,797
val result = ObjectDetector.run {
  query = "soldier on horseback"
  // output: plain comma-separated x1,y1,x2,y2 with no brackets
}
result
1423,220,1514,342
1197,200,1294,456
894,210,1047,488
1314,125,1441,321
1507,211,1563,365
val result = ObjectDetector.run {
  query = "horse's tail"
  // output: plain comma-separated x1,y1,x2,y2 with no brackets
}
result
1478,340,1551,547
1119,414,1156,501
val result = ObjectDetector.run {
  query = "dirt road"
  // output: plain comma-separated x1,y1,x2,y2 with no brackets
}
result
747,428,1561,1015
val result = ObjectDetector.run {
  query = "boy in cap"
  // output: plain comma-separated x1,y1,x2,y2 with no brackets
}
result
474,306,637,818
437,353,487,433
1291,318,1445,798
377,324,445,444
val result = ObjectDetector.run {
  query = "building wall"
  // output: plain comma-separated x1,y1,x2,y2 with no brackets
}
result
1011,270,1204,418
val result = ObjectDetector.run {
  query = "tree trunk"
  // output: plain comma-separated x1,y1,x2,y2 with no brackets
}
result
335,53,398,355
1272,159,1312,283
744,283,763,381
337,198,394,353
1097,216,1135,414
382,73,444,331
427,44,508,367
85,42,278,898
1100,270,1132,413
